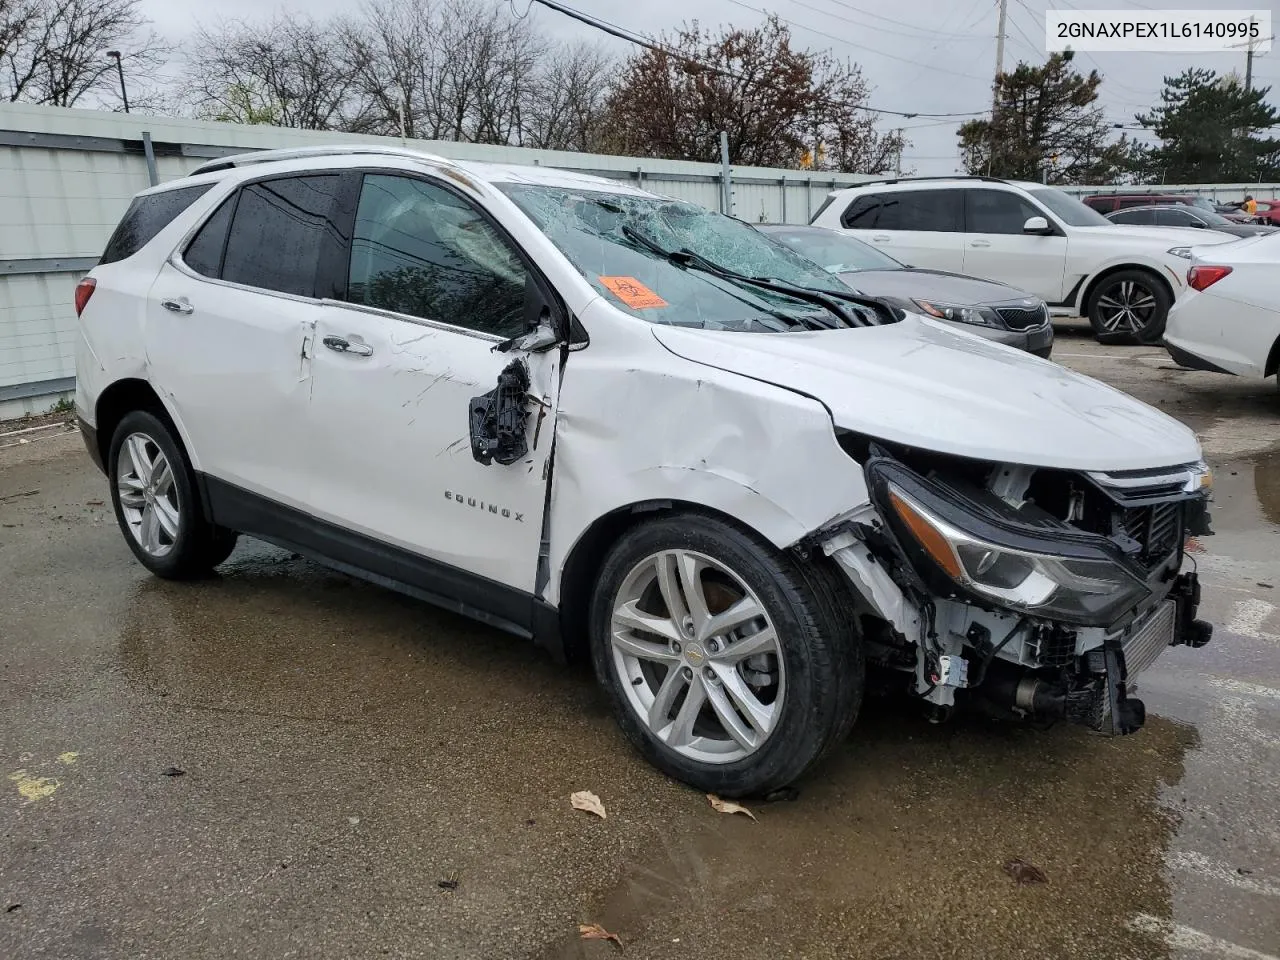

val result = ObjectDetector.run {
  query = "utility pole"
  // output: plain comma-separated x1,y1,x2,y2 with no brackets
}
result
987,0,1008,176
1230,16,1273,93
895,128,903,177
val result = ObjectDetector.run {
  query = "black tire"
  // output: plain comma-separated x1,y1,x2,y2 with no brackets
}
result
1086,269,1172,346
107,410,238,579
589,513,863,798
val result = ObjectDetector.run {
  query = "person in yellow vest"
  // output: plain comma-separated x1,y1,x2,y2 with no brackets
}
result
1243,195,1258,216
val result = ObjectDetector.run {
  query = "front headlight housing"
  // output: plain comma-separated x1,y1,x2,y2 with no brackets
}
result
886,487,1149,625
912,298,997,326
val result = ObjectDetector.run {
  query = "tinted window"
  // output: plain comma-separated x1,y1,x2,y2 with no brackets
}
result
1083,196,1115,213
967,190,1043,234
843,190,962,232
221,175,343,297
182,196,235,278
1116,197,1153,210
1155,208,1197,226
1110,208,1156,225
99,184,213,264
348,174,529,337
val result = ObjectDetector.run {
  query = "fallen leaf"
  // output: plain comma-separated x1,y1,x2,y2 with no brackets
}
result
161,767,185,778
5,904,19,913
578,923,622,948
437,870,459,891
708,794,756,821
570,790,606,819
1003,858,1048,885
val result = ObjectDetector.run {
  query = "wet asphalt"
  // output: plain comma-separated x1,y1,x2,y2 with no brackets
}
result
2,328,1279,960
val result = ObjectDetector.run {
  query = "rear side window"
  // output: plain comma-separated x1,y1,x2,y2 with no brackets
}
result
99,184,213,265
1116,197,1152,210
842,190,962,232
1110,208,1154,225
1083,197,1114,213
220,175,344,297
182,197,235,278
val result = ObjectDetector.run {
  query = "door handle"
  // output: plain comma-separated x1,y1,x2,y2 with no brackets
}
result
160,297,193,315
322,335,374,357
871,235,890,242
970,240,992,248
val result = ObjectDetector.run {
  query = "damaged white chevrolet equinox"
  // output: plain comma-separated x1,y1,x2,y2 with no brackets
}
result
76,146,1214,797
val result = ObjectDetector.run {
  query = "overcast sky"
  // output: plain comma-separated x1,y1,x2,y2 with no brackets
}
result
133,0,1280,175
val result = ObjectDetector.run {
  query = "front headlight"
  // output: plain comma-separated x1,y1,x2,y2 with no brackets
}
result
912,298,997,326
1167,246,1194,259
885,485,1149,626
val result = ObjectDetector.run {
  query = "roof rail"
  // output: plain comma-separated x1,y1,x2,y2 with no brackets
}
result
189,144,455,177
840,174,1010,188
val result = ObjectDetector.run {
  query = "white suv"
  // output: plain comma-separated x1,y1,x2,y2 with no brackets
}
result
811,176,1238,344
76,146,1214,797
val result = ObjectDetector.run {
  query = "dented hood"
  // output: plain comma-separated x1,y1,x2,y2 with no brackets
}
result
650,315,1202,472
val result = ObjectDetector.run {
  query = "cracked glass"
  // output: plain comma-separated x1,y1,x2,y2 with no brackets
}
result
499,183,858,332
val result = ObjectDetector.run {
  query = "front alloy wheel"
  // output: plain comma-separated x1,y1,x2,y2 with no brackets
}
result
610,549,784,764
590,514,863,797
1087,269,1171,345
116,432,181,557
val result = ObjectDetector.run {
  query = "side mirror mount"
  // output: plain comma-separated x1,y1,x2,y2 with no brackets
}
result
1022,216,1052,235
494,319,559,353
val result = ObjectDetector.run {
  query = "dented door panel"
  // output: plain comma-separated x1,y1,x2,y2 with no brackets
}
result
306,304,559,594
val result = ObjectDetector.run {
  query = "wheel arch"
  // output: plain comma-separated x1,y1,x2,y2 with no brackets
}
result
552,499,806,666
1265,333,1280,379
94,378,170,469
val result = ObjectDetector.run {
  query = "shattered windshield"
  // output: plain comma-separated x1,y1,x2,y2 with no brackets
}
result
498,183,855,332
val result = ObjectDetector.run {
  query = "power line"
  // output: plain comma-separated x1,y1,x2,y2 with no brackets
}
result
783,0,983,42
793,0,990,41
722,0,992,82
527,0,992,116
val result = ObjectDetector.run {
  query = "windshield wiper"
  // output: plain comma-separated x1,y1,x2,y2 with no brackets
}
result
620,225,865,329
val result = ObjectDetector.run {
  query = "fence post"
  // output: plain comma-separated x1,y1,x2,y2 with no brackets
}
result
780,177,787,223
141,131,158,186
719,130,732,215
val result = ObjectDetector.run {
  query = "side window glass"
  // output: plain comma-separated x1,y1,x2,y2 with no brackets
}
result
221,175,343,297
1157,208,1191,226
1110,210,1137,224
182,196,235,278
967,190,1041,234
842,195,881,228
347,174,528,338
99,184,213,265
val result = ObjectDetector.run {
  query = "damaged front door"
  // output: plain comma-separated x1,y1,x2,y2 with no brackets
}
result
305,172,563,595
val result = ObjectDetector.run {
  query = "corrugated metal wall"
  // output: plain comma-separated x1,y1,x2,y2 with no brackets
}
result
0,103,875,417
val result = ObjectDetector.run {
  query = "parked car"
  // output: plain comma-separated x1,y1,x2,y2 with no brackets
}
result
75,146,1214,797
1106,204,1276,238
1084,193,1254,223
1164,234,1280,392
757,224,1053,356
810,176,1238,344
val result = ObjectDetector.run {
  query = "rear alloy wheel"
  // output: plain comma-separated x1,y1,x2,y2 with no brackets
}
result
1087,270,1171,345
108,410,237,579
590,514,862,797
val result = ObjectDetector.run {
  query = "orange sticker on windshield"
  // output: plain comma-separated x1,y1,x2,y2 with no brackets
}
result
598,276,668,309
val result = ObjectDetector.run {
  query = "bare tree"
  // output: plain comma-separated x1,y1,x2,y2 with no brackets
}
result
183,15,370,130
2,0,163,107
345,0,437,139
603,16,902,172
523,40,614,152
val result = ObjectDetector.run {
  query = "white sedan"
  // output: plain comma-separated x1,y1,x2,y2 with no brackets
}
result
1164,235,1280,392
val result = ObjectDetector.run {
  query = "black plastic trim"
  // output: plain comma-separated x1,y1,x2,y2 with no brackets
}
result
1165,342,1234,376
203,475,543,640
1048,276,1085,309
77,417,104,473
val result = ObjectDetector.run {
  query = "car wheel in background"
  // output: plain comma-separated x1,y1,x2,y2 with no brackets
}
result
1087,269,1172,346
589,513,863,798
108,410,238,579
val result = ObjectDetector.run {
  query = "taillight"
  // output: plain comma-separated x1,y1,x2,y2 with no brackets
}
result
74,277,97,316
1187,265,1232,291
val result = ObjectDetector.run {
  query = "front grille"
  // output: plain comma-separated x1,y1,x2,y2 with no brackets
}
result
995,304,1048,330
1118,501,1182,563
